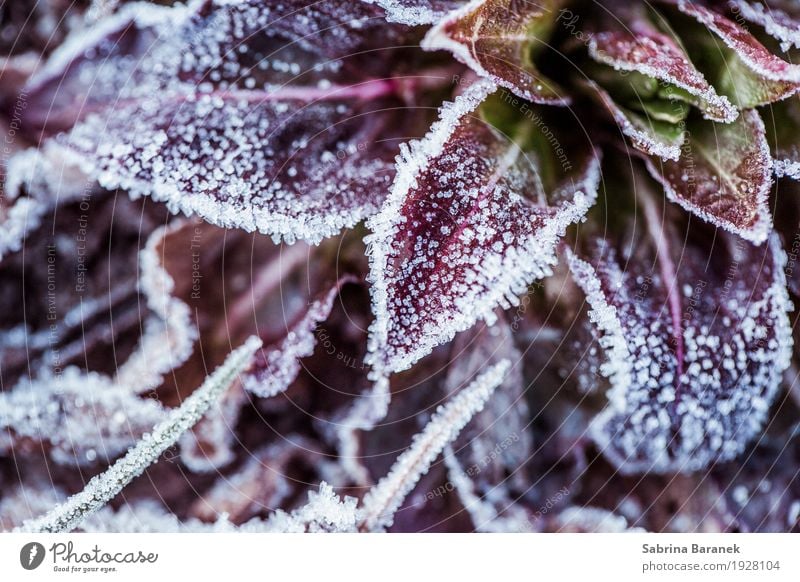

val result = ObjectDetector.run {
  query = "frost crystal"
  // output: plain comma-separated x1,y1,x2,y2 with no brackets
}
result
0,197,46,261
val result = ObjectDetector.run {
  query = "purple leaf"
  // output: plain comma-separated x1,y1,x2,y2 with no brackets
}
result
57,88,411,244
242,276,357,397
443,318,533,531
728,0,800,53
582,79,685,162
568,214,793,473
24,0,431,243
366,79,599,373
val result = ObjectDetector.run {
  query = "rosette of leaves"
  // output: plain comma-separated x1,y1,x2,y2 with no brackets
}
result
1,0,800,533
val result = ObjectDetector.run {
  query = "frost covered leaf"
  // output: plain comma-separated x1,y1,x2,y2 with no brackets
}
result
22,0,413,130
58,83,413,245
445,319,530,477
712,423,800,532
0,145,90,260
335,374,392,486
587,4,737,123
0,192,176,393
117,221,199,394
158,224,345,471
643,109,773,243
423,0,569,105
728,0,800,53
26,0,429,244
359,359,509,531
670,0,800,108
181,276,355,472
0,214,198,467
16,336,262,534
178,384,244,473
189,435,341,523
0,368,166,466
0,0,86,59
567,211,793,473
366,79,598,373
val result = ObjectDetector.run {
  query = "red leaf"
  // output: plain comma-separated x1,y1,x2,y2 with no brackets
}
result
423,0,570,105
643,109,774,243
583,79,685,161
242,276,357,398
366,79,598,373
727,0,800,53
